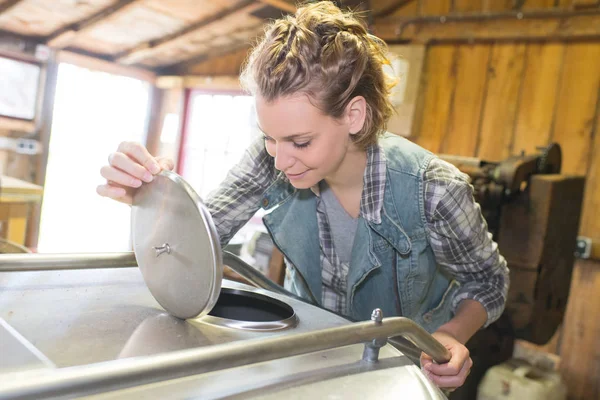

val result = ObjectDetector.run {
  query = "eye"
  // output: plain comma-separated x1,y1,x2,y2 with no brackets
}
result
293,141,311,149
263,135,275,143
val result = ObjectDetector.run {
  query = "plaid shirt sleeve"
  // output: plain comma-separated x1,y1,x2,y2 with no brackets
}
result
424,158,510,328
204,135,278,246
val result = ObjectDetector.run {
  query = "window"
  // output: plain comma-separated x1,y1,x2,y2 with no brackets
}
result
37,63,150,253
180,92,257,199
0,56,41,120
179,92,269,266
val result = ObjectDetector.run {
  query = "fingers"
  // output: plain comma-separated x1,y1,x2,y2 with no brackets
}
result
156,156,175,171
425,357,473,389
420,353,433,370
426,346,470,376
117,141,161,174
100,165,144,188
98,141,175,205
96,183,133,205
106,152,154,184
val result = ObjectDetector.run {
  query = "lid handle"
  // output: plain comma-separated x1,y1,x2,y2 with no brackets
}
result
153,243,171,257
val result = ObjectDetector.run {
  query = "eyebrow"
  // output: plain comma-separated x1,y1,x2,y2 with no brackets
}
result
257,125,314,141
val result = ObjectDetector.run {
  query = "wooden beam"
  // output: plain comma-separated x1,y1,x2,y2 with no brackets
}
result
57,51,156,83
373,0,417,18
46,0,140,49
157,39,255,76
0,117,35,134
114,0,258,65
257,0,296,13
155,75,242,91
0,0,24,14
0,31,44,64
26,53,59,250
374,9,600,43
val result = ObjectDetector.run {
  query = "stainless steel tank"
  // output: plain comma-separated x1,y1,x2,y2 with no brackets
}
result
0,171,450,399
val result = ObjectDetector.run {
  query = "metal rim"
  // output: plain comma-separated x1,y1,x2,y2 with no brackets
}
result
201,288,298,331
131,170,223,319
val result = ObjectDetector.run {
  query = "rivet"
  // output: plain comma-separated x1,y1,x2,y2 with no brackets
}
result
262,198,269,207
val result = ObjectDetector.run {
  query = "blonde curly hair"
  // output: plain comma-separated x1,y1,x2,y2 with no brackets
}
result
240,1,396,149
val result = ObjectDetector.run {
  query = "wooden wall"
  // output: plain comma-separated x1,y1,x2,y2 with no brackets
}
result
376,1,600,399
410,38,599,400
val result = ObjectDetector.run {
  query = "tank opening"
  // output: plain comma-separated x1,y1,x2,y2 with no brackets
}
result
205,288,297,331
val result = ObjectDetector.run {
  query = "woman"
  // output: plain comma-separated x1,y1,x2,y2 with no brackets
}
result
97,1,508,391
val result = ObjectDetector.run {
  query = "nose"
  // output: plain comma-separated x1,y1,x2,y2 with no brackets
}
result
273,142,294,172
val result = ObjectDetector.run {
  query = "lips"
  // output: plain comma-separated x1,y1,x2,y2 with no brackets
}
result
286,171,308,180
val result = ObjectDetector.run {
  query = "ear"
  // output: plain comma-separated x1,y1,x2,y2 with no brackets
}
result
345,96,367,135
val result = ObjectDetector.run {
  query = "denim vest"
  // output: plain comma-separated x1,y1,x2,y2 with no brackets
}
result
260,134,460,333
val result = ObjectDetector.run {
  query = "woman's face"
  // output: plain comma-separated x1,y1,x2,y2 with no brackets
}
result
256,93,364,189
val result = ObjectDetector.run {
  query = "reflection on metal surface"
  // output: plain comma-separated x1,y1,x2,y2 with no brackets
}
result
202,288,298,331
222,251,305,300
118,314,215,359
0,319,54,374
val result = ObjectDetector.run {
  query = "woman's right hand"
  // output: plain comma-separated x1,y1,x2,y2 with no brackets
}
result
97,141,175,205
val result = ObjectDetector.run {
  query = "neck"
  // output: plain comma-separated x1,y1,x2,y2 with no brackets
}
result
325,143,367,193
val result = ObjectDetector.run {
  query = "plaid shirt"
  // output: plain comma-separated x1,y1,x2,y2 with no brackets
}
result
206,136,509,327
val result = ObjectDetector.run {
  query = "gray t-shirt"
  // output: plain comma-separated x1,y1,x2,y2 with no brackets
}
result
319,180,358,265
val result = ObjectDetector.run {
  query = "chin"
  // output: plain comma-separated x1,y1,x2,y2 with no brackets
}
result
288,180,317,190
287,173,321,189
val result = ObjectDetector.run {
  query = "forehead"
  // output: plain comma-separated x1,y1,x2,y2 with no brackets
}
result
255,94,329,135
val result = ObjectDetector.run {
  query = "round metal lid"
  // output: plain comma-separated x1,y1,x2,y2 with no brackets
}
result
131,170,223,320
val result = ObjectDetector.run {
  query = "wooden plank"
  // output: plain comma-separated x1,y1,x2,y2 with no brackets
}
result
481,0,513,11
440,44,490,156
556,0,575,8
477,44,527,161
573,0,600,7
579,102,600,239
521,0,558,9
157,39,256,75
57,51,156,83
155,75,242,91
411,45,456,152
511,43,564,156
4,203,28,246
372,0,418,18
374,12,600,43
181,47,250,76
257,0,295,13
417,0,452,15
47,0,141,49
550,43,600,175
0,117,35,134
452,0,484,12
558,259,600,400
115,0,256,64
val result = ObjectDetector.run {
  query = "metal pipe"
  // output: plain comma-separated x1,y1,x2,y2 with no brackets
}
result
222,251,305,300
0,316,451,400
0,252,137,271
0,251,313,305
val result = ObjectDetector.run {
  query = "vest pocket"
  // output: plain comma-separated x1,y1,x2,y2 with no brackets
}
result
421,279,461,326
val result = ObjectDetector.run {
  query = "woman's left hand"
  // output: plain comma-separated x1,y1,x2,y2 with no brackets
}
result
420,330,473,391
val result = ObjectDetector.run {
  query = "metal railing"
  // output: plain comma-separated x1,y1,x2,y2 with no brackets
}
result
0,315,450,400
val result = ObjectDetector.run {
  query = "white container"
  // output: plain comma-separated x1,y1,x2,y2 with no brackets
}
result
477,358,567,400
